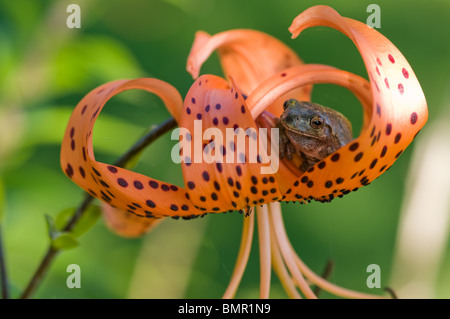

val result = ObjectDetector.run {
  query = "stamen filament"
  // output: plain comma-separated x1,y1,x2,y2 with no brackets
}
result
222,212,255,299
269,202,317,299
256,204,271,299
270,226,302,299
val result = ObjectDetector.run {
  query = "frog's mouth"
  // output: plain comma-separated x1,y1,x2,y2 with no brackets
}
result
281,123,328,140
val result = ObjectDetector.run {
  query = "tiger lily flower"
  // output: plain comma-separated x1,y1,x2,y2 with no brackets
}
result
61,6,427,298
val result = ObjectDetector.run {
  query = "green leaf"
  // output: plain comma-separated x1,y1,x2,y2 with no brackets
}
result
51,233,79,250
54,205,101,238
71,205,101,238
45,214,58,240
46,214,79,250
54,208,75,231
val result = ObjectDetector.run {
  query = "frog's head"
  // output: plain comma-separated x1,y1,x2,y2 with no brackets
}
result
280,99,333,139
280,99,353,158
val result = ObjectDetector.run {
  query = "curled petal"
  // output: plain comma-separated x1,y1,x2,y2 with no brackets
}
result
179,75,282,212
187,29,312,117
61,78,203,232
278,5,428,202
101,203,162,238
248,64,373,130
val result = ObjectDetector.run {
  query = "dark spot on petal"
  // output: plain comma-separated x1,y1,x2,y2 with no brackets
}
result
79,167,85,178
117,178,128,187
394,133,402,144
82,147,87,161
318,161,326,169
331,153,340,162
402,68,409,79
149,180,159,189
92,168,101,176
386,123,392,135
107,166,117,173
380,146,388,157
370,126,376,137
388,54,395,63
100,180,109,188
370,159,378,169
411,112,418,125
134,181,143,190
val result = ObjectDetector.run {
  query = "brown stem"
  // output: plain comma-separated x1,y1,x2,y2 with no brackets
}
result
0,226,9,299
20,116,177,299
313,259,334,297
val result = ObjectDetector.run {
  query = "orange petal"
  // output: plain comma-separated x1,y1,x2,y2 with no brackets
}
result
187,29,312,117
280,5,427,202
60,78,204,231
101,203,162,238
179,75,282,212
248,64,373,132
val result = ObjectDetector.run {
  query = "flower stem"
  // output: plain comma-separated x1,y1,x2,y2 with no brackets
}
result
20,116,177,299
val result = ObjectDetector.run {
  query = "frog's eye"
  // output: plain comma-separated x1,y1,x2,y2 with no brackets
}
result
310,116,324,129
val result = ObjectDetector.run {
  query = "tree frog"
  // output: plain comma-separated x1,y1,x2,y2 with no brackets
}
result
278,99,353,171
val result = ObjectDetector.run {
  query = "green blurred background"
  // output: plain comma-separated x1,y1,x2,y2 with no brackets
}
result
0,0,449,299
